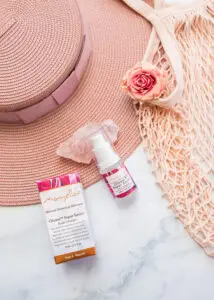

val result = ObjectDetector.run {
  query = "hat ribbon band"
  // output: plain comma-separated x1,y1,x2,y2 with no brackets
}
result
0,18,92,125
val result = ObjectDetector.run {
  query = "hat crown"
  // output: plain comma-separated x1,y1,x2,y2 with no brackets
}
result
0,0,83,113
0,8,16,38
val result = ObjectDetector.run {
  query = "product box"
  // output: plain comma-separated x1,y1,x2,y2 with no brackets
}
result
36,173,96,264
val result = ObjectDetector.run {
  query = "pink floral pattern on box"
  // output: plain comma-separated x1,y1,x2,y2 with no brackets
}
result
36,173,80,192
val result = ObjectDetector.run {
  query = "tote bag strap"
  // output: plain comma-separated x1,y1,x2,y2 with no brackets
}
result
122,0,184,107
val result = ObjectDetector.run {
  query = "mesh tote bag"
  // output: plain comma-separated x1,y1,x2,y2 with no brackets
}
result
122,0,214,256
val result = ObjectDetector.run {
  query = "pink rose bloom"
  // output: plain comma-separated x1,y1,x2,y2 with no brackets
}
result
122,62,166,102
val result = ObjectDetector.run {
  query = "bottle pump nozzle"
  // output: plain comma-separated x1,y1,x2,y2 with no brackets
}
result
90,132,120,170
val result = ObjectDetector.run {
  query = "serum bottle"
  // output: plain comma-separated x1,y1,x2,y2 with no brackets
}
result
90,132,137,199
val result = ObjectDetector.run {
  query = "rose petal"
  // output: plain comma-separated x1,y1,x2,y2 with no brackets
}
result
122,61,167,103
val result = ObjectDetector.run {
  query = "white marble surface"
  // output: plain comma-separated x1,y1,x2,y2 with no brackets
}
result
0,144,214,300
1,0,213,298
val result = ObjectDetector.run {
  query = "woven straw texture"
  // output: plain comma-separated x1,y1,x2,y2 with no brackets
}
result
0,0,152,206
0,0,83,112
124,0,214,256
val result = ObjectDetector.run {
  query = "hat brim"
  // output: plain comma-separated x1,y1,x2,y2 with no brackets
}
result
0,0,152,206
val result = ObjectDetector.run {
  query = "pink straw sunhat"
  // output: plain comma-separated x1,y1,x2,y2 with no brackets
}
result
0,0,152,206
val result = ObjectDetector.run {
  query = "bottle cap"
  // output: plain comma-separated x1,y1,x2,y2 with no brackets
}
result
90,131,120,170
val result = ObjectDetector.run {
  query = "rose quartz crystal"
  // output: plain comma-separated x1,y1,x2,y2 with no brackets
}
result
57,120,119,164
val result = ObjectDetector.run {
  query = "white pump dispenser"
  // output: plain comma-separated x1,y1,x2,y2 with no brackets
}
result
90,131,137,199
90,133,120,170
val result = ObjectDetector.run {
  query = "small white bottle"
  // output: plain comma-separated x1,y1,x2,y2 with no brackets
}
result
90,132,137,199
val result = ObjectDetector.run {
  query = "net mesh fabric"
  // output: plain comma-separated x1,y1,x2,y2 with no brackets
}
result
136,1,214,256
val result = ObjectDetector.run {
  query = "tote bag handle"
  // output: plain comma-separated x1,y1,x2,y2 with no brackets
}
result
122,0,184,107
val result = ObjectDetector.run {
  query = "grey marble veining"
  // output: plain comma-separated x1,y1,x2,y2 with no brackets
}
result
0,144,214,300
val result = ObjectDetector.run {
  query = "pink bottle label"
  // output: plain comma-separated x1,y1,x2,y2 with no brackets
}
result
102,164,136,198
